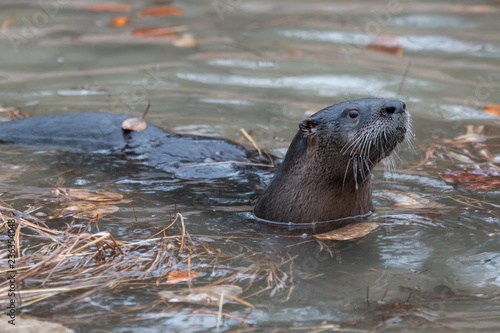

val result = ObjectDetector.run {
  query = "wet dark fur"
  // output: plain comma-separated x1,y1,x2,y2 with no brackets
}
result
0,113,257,172
254,98,409,223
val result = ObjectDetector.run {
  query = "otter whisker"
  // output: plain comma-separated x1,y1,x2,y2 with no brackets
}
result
362,156,372,176
383,154,397,178
343,157,352,189
358,156,366,183
342,132,368,156
352,157,359,190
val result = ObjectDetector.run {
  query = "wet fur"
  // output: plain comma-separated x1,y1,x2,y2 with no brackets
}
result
254,98,409,223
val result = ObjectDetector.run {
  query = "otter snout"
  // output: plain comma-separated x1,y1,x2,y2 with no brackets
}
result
384,100,407,115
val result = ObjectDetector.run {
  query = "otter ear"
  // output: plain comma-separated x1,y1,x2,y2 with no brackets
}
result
299,118,317,137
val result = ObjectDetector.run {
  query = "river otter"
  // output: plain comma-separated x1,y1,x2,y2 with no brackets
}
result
0,98,409,224
254,98,409,223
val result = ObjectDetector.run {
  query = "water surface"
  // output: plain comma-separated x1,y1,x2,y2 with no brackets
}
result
0,0,499,332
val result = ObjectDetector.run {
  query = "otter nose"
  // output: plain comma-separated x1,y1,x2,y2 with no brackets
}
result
384,100,406,115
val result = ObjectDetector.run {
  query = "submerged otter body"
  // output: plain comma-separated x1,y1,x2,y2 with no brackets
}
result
254,98,409,223
0,98,409,224
0,112,257,174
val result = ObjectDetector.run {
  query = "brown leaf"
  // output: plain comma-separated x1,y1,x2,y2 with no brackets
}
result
379,190,446,209
313,222,379,241
158,285,243,305
85,4,132,12
121,117,147,131
131,27,177,38
485,105,500,116
166,270,201,284
54,188,124,202
442,169,500,190
368,34,403,56
52,202,119,219
10,316,74,333
137,6,184,17
111,16,129,28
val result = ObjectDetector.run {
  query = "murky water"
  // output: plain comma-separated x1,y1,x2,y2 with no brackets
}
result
0,0,499,332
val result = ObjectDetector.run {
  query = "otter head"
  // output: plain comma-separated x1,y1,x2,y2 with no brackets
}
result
254,98,410,224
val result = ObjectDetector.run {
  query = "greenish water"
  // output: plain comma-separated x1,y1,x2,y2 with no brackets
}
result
0,0,499,332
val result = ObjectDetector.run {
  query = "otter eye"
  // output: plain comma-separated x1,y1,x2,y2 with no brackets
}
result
347,109,359,120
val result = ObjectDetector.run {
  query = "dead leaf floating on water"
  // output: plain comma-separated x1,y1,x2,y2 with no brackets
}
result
442,169,500,190
313,222,379,241
111,16,129,28
7,316,74,333
122,100,150,131
158,285,243,306
53,188,124,202
52,202,120,219
121,117,147,131
368,34,403,56
131,27,177,38
166,270,201,284
379,190,446,209
485,105,500,117
137,6,184,17
51,188,129,219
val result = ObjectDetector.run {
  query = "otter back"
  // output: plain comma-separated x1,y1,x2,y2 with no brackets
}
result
0,112,254,167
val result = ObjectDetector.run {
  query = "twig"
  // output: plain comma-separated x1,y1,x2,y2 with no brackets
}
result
401,146,434,171
216,292,225,331
396,61,411,98
240,128,262,157
178,213,186,252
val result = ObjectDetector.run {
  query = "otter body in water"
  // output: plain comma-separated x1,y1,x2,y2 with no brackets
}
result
0,112,257,174
0,98,409,224
254,98,409,223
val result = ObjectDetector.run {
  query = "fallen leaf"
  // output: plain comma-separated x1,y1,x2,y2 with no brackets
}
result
368,34,403,56
442,169,500,190
166,270,201,284
51,188,129,219
85,4,132,12
53,188,124,202
122,100,150,131
158,285,243,306
137,6,184,17
379,190,446,209
313,222,379,241
7,316,74,333
111,16,129,28
172,33,197,48
485,105,500,116
131,27,177,38
121,117,147,131
51,202,120,219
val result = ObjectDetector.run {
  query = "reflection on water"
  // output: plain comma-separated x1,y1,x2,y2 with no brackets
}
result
0,0,499,332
